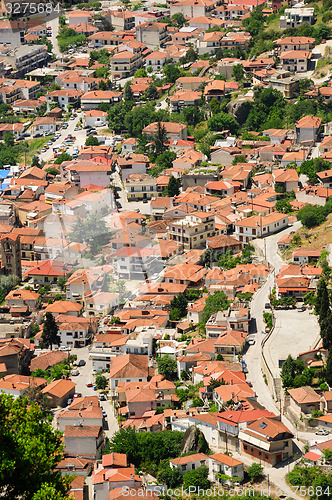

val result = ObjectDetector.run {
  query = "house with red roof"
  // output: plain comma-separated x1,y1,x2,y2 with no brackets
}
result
170,453,208,474
238,416,293,466
26,260,68,285
208,453,244,484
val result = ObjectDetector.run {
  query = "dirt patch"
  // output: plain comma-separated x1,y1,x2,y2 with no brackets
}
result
291,214,332,248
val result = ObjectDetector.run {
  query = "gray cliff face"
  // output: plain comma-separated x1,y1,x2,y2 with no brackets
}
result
180,425,208,455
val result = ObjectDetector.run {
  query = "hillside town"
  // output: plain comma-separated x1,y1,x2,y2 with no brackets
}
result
1,0,332,498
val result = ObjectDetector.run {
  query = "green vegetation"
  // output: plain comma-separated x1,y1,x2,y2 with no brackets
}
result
157,460,182,487
85,136,99,146
263,311,273,329
169,293,188,321
247,463,264,483
69,213,111,255
107,427,184,473
281,355,314,389
183,466,210,490
164,176,181,197
0,275,19,304
287,465,332,500
299,159,332,184
95,375,108,390
57,28,86,53
42,312,60,350
32,361,70,382
201,291,229,326
0,394,71,499
157,355,177,379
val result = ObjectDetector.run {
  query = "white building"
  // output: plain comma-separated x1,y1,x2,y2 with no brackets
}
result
85,110,108,128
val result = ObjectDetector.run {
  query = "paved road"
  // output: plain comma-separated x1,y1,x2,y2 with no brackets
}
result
68,347,119,440
47,16,61,59
39,113,86,164
244,223,302,413
106,171,152,215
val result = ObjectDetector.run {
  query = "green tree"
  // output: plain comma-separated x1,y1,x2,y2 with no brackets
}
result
281,355,307,388
85,136,99,146
156,459,182,487
181,370,190,380
320,310,332,349
232,63,244,82
182,106,204,126
326,350,332,387
3,132,15,147
46,167,60,176
145,82,158,100
55,152,72,165
171,12,186,27
297,204,327,229
157,355,177,379
247,463,264,483
69,213,110,255
169,293,188,320
134,68,148,78
123,82,134,101
95,374,108,390
207,112,239,134
183,466,210,490
165,176,180,197
275,199,293,214
150,121,168,157
0,394,71,499
32,483,72,500
42,312,60,350
316,278,330,320
163,64,181,83
108,427,183,468
201,291,229,325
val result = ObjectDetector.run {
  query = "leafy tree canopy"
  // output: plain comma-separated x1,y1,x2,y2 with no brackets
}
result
0,394,71,499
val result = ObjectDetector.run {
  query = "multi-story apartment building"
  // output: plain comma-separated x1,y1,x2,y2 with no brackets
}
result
124,174,158,201
168,212,217,250
110,49,143,79
279,7,315,29
135,22,170,49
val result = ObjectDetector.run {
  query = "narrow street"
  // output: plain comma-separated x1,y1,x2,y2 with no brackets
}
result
39,113,85,164
242,222,310,500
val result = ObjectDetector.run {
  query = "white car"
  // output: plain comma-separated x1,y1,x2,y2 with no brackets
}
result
248,339,255,345
59,346,70,351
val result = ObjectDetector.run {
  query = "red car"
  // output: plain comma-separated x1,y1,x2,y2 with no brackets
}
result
86,381,93,387
73,392,82,398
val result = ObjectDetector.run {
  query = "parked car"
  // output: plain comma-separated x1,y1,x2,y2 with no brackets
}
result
316,429,329,435
73,392,82,398
86,381,93,387
71,369,79,376
67,398,73,406
265,303,271,309
98,393,106,401
102,409,107,418
59,346,70,351
248,339,255,345
93,385,97,391
297,306,306,312
78,360,86,367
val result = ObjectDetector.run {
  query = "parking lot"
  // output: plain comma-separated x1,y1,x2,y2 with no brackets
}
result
264,308,320,377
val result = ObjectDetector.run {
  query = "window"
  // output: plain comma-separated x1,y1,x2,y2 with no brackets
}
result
244,444,248,450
